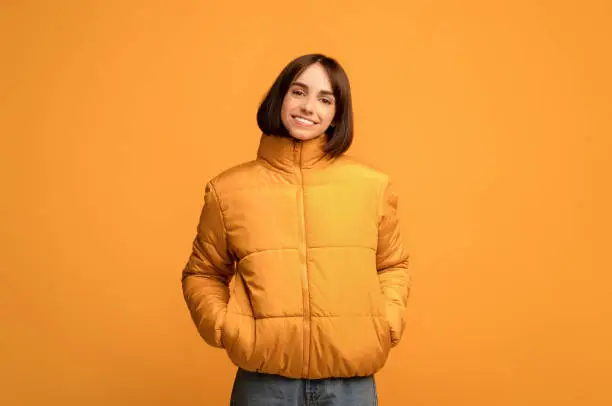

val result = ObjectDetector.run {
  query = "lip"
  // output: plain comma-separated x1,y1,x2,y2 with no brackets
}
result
291,115,318,126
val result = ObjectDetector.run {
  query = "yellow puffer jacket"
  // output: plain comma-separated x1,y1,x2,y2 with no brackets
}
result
182,133,410,379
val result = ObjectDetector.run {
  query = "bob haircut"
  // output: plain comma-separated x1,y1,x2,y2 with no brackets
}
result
256,54,354,158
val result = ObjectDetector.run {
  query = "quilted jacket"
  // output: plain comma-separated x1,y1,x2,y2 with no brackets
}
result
181,133,411,379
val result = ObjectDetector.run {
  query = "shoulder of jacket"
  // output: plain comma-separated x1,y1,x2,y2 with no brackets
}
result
207,159,261,192
335,155,391,186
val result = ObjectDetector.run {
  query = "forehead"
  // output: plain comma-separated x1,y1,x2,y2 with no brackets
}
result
293,63,333,91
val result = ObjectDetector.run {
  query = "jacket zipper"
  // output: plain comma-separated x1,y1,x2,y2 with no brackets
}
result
295,141,311,377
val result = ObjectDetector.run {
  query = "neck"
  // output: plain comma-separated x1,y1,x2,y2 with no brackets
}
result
256,133,331,172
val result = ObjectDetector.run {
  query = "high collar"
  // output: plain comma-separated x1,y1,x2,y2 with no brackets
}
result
256,133,331,172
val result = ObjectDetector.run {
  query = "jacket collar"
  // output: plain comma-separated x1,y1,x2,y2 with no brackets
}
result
256,133,331,172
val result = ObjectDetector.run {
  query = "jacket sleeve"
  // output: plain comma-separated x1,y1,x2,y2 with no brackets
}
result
181,181,235,348
377,181,411,347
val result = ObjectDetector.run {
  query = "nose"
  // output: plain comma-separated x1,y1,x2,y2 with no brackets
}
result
300,96,316,115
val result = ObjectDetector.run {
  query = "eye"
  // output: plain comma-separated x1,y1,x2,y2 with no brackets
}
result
320,98,333,105
291,88,306,96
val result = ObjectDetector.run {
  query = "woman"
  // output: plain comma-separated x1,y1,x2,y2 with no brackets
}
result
181,54,411,405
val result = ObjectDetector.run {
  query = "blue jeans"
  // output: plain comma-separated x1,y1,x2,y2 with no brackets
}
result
230,368,378,406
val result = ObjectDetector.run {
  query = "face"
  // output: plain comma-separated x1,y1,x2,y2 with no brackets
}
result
281,63,336,141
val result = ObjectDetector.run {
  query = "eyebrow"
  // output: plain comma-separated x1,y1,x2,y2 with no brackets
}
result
291,81,335,98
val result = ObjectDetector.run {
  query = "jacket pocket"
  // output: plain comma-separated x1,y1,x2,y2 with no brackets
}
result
385,302,404,348
371,288,391,351
380,314,392,350
376,289,393,349
221,299,241,356
223,272,255,364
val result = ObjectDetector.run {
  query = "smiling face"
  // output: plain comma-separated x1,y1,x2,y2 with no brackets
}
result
280,63,337,141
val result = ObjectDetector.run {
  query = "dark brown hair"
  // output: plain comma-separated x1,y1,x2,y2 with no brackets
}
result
256,54,354,158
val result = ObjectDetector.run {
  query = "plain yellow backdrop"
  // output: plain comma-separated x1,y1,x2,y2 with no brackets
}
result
1,1,610,405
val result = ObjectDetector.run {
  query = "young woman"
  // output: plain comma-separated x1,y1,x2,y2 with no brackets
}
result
182,54,411,406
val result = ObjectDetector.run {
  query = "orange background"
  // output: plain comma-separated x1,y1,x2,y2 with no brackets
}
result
1,1,611,405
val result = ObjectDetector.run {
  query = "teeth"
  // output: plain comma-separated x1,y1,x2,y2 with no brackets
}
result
295,117,314,125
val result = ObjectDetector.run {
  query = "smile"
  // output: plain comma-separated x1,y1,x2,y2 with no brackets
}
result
292,116,317,126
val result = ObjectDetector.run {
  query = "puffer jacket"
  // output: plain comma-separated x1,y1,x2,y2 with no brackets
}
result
181,133,411,379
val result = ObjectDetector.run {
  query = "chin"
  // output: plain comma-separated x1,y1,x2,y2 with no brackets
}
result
288,129,323,141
